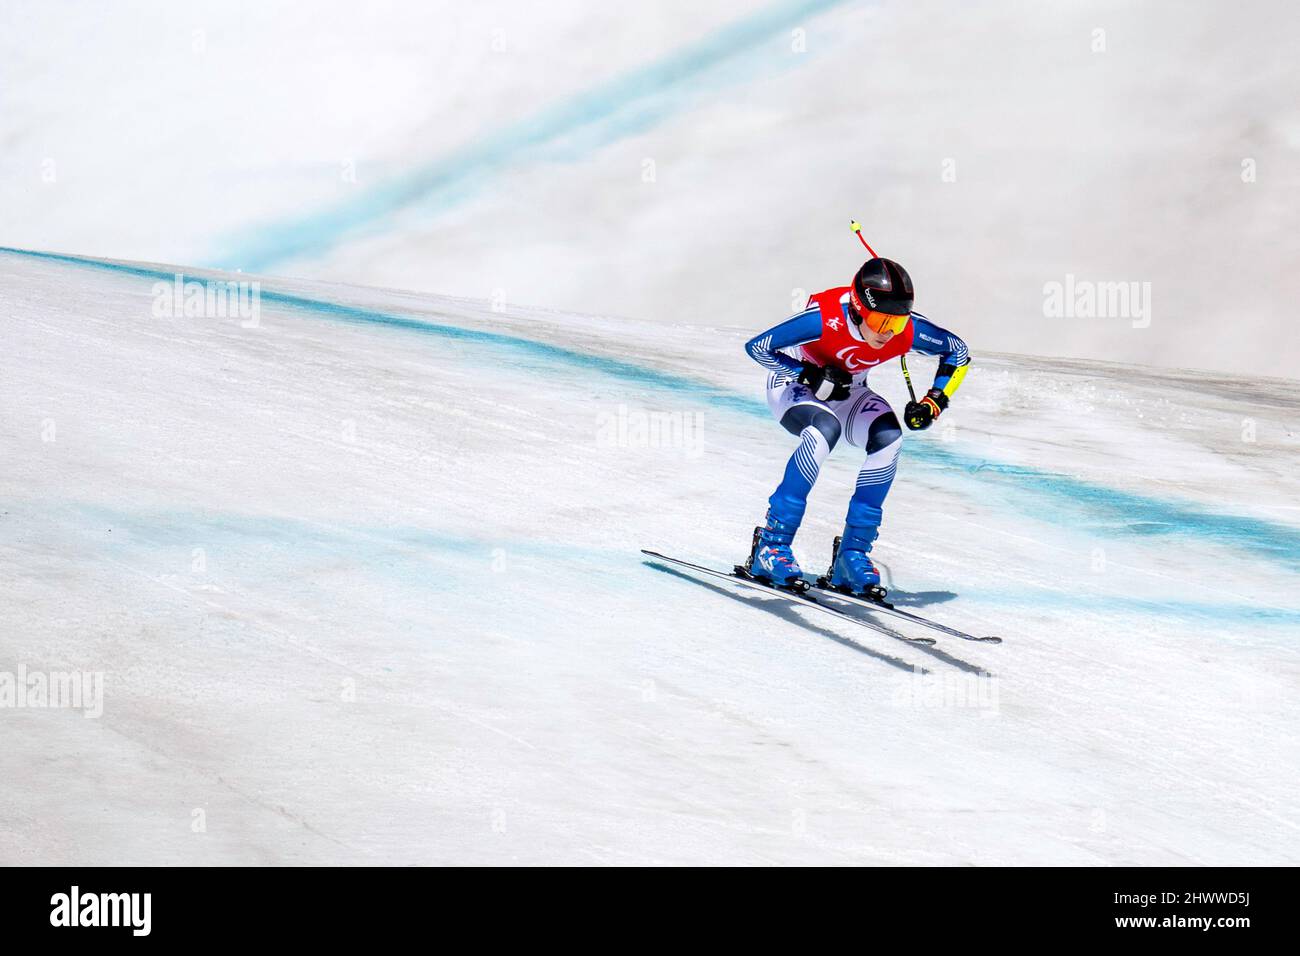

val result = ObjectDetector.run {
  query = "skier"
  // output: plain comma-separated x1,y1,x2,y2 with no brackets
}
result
743,257,970,593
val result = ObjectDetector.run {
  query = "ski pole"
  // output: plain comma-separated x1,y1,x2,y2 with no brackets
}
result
899,354,918,403
849,219,915,399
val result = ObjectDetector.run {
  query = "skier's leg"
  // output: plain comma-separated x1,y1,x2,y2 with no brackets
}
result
829,394,903,592
768,403,841,523
752,381,841,584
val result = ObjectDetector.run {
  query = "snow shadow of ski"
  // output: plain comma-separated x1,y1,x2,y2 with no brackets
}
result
820,600,994,676
875,562,960,609
648,560,989,674
877,589,959,610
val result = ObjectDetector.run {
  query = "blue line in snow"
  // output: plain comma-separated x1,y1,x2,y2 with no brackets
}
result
53,501,1300,625
0,246,761,418
213,0,848,272
4,243,1300,573
920,445,1300,571
958,584,1300,627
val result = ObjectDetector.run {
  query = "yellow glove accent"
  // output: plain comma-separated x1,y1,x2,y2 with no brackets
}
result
941,363,969,398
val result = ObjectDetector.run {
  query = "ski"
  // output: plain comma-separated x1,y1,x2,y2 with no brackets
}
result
640,550,937,646
811,579,1003,644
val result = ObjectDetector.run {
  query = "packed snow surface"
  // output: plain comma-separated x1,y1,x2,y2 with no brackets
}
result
2,248,1297,864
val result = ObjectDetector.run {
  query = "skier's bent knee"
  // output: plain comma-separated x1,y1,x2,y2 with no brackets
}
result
866,412,902,454
780,405,841,449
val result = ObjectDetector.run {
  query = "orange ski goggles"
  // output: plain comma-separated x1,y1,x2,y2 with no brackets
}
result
859,309,911,336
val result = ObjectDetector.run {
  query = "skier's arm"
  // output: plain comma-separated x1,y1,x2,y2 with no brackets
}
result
744,307,823,385
904,314,971,430
909,314,971,401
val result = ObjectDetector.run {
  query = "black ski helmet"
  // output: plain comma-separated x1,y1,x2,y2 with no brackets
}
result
849,257,913,322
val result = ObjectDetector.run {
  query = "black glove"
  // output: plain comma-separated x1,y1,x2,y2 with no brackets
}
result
904,387,948,431
797,361,852,402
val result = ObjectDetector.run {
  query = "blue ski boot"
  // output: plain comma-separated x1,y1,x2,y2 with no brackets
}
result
828,502,882,594
745,509,804,588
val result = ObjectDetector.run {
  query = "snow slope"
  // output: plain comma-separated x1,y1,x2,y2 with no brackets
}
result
2,247,1297,865
3,0,1298,373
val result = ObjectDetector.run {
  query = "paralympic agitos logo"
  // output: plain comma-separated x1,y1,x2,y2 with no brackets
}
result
835,346,883,371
